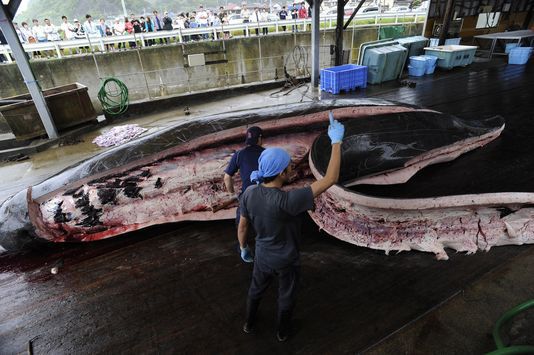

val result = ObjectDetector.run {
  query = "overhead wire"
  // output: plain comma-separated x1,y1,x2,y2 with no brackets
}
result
270,45,316,102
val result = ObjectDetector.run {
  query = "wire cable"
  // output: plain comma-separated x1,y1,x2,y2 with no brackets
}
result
270,45,315,102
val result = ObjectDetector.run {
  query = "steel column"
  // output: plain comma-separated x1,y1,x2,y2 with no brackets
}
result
335,0,345,65
311,0,321,87
438,0,455,46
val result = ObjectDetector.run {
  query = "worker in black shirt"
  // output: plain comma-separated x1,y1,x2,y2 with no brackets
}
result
224,126,265,262
238,112,344,341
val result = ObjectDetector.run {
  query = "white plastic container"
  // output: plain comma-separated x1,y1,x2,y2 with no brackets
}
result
423,45,478,69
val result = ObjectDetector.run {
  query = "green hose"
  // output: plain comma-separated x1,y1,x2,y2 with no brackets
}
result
97,77,129,116
486,299,534,355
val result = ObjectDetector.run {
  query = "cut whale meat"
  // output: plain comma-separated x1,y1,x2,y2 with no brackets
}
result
308,112,534,260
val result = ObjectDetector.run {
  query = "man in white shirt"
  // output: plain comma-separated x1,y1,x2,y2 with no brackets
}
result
83,14,101,38
32,19,47,42
241,4,251,36
252,7,261,36
44,18,61,41
196,5,209,39
112,18,126,50
260,9,269,35
196,5,209,26
20,22,34,43
60,16,75,40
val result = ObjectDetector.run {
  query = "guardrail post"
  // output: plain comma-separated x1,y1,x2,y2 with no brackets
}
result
3,47,13,63
178,29,183,43
54,43,62,58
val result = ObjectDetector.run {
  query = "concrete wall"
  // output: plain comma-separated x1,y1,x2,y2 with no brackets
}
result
0,25,422,114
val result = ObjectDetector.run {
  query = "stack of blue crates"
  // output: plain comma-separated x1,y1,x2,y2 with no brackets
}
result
320,64,367,94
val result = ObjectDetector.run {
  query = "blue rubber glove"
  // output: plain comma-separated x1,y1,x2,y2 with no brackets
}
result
240,245,254,263
328,111,345,144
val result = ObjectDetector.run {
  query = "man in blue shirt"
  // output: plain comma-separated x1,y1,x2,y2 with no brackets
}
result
224,126,265,262
238,113,344,341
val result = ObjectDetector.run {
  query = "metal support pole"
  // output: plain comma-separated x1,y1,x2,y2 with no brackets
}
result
421,5,431,37
311,0,321,87
0,4,58,139
136,48,151,99
439,0,455,46
121,0,128,17
522,2,533,29
343,0,366,30
257,37,263,82
335,0,344,65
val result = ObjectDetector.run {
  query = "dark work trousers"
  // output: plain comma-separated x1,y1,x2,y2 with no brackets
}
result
248,259,300,312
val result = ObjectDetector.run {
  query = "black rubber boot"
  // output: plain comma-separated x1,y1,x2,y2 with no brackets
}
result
243,298,260,334
276,309,292,342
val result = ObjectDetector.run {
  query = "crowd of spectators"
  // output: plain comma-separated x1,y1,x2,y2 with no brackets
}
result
0,3,312,60
10,3,311,45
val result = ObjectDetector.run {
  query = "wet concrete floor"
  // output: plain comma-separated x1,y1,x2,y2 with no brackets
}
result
1,58,534,353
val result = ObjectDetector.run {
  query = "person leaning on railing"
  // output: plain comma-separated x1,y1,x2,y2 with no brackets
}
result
60,16,75,41
162,11,173,44
279,6,288,32
113,18,126,50
241,4,251,37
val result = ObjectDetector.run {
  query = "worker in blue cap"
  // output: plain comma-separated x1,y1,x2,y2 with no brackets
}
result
238,111,344,341
224,126,264,263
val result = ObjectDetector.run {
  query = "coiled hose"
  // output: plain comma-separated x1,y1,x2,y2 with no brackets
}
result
486,299,534,355
97,77,129,116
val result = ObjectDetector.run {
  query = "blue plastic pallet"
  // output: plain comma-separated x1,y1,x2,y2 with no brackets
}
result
320,64,367,94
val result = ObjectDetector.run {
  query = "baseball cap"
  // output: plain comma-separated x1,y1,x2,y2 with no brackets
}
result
245,126,263,145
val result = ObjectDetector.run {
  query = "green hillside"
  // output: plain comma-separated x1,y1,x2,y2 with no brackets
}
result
15,0,223,23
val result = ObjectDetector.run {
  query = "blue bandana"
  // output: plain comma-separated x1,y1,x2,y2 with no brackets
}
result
250,147,291,183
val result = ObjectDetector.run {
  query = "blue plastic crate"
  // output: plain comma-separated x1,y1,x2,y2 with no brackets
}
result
445,38,461,45
508,47,532,65
429,38,461,46
320,64,367,94
505,43,519,54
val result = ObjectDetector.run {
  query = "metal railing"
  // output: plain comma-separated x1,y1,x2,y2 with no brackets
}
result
0,12,426,61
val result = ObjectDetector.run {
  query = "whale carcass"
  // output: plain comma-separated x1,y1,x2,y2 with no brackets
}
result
2,99,531,259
